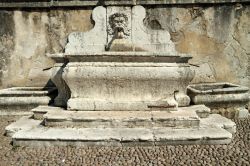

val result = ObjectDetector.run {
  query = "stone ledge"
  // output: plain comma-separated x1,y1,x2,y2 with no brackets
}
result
12,126,232,147
43,109,200,128
0,0,249,8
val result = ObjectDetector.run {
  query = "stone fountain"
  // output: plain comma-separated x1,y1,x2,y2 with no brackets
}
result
5,6,237,146
51,6,192,111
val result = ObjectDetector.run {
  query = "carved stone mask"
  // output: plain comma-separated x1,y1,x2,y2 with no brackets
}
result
108,13,130,39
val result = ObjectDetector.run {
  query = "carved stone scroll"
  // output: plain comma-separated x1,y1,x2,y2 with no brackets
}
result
65,6,107,53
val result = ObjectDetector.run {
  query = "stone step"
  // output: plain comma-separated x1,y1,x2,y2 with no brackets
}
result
5,115,41,137
43,107,200,128
12,125,232,147
200,114,236,134
0,87,57,112
32,106,65,120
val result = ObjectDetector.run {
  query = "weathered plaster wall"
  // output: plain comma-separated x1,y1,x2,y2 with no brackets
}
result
0,8,93,88
0,4,249,89
146,4,250,87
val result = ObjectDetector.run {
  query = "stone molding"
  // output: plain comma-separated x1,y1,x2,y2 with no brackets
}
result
0,0,249,8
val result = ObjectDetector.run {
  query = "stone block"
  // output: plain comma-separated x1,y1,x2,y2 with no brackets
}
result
200,114,236,134
32,105,64,120
152,109,200,128
5,115,41,137
43,106,205,128
12,127,154,147
153,126,232,145
181,105,211,118
236,107,249,119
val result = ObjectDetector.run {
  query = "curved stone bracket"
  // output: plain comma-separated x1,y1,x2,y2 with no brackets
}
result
65,6,107,53
131,5,176,53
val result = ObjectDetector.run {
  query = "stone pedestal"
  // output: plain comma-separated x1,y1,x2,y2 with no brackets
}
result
6,105,237,146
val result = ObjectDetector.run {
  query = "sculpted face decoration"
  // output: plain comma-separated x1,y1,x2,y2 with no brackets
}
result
108,13,130,39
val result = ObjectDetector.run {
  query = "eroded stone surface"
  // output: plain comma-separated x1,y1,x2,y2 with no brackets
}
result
5,115,41,137
63,59,193,111
0,116,249,165
12,125,232,147
32,105,65,120
146,5,250,88
5,103,236,146
43,106,200,128
0,9,93,89
0,87,57,111
200,114,237,134
187,83,250,118
65,6,107,53
153,126,232,145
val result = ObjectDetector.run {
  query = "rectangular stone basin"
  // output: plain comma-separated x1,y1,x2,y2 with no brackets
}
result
187,82,249,107
52,52,194,111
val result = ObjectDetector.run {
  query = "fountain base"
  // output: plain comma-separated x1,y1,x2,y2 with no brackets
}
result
6,105,236,147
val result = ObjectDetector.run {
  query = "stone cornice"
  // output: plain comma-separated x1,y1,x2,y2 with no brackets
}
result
0,0,249,8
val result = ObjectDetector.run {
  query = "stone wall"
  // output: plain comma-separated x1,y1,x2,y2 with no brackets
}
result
146,4,250,86
0,3,249,89
0,8,93,88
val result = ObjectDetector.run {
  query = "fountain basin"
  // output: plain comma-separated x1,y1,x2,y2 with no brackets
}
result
187,82,249,107
187,83,249,118
49,52,194,111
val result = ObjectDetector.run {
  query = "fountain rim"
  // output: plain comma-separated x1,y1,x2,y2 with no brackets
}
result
47,51,192,57
47,52,192,63
188,82,249,94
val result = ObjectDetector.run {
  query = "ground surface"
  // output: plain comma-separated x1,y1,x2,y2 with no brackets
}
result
0,115,249,166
